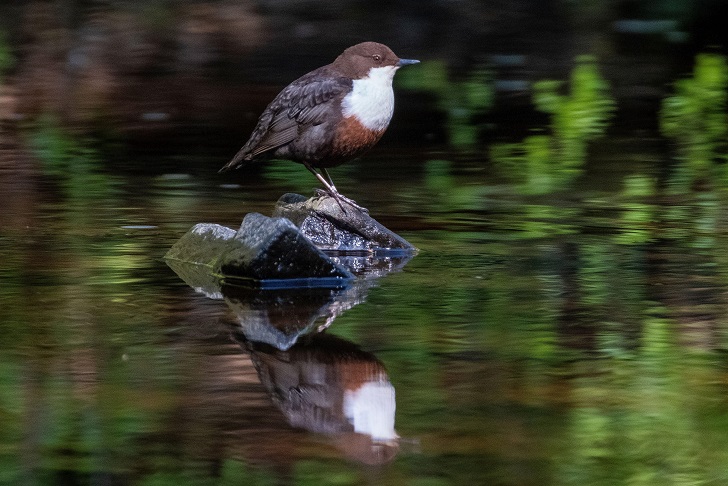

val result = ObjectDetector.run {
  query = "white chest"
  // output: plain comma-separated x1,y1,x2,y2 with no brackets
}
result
341,66,397,131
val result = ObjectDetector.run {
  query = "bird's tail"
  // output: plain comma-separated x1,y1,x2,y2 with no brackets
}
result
218,147,251,173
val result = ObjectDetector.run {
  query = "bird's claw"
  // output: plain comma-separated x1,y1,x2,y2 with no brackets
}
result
314,189,369,214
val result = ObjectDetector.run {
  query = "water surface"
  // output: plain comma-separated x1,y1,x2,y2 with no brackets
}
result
4,138,728,485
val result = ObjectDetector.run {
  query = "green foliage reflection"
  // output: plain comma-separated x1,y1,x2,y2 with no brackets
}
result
616,174,658,245
31,115,100,175
491,56,615,194
28,115,117,207
397,60,493,148
263,159,355,194
422,159,487,213
660,53,728,191
558,305,721,486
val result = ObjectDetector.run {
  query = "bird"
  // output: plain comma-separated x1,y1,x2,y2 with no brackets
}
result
219,42,419,212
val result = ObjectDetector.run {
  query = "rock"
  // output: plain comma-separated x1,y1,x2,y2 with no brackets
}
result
165,215,354,287
273,193,417,253
165,222,236,267
216,212,353,287
164,195,416,287
164,223,236,297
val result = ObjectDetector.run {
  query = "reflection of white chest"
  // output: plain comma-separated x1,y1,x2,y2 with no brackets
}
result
341,66,396,132
343,380,398,441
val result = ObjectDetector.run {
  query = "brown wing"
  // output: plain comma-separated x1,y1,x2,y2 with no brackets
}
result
219,68,351,172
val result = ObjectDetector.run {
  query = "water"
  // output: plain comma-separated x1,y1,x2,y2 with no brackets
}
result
4,2,728,485
4,141,728,485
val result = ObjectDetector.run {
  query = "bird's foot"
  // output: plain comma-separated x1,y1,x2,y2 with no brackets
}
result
314,188,369,214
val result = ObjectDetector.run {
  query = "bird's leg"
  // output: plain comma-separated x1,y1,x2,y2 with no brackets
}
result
302,163,368,213
320,168,338,192
319,168,368,213
302,162,349,213
303,162,346,214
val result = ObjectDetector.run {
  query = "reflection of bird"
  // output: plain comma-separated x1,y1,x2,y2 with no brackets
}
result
244,333,400,465
219,42,419,211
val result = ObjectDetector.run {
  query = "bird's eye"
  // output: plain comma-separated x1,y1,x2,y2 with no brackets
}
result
372,54,382,62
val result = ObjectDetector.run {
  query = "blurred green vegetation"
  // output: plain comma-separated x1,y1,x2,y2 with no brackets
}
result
658,53,728,259
660,53,728,191
491,56,615,195
27,115,123,233
340,224,728,485
615,174,658,245
30,115,103,177
420,159,490,214
263,158,358,195
397,60,493,148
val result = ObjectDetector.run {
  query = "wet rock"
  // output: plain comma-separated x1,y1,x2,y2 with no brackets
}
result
165,222,236,267
217,212,353,287
165,214,354,287
273,193,417,253
164,223,237,298
164,196,415,287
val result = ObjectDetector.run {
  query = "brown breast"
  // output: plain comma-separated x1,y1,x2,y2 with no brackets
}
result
322,115,385,167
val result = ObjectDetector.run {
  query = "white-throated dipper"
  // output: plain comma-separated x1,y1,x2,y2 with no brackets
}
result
219,42,419,211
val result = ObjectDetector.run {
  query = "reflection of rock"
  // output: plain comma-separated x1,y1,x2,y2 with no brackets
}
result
222,285,368,350
170,248,411,347
328,252,414,279
273,193,417,252
237,332,399,465
217,245,412,348
166,259,225,300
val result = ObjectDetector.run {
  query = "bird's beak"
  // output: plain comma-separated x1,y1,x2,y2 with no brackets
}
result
397,58,420,67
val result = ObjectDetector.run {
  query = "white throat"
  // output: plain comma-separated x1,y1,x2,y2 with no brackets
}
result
341,65,397,131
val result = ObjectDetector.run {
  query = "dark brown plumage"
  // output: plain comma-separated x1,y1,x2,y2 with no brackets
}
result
220,42,419,211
